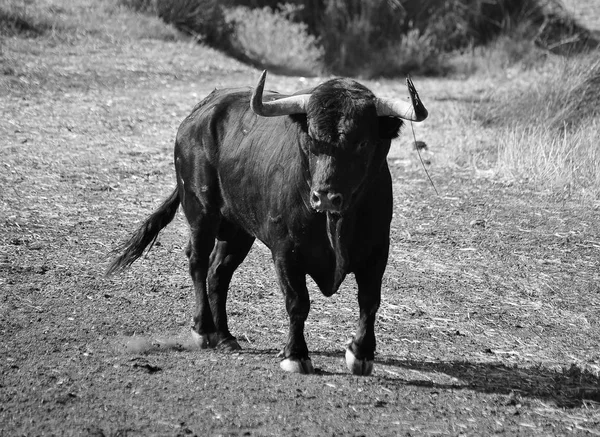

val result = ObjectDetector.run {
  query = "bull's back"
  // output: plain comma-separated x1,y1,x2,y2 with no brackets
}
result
175,88,312,245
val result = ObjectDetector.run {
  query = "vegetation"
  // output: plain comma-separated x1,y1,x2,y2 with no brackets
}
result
0,0,57,37
119,0,232,47
114,0,597,77
225,5,324,76
480,55,600,197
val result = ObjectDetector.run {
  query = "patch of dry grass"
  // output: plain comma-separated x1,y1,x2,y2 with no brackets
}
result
0,0,181,43
474,54,600,198
496,122,600,197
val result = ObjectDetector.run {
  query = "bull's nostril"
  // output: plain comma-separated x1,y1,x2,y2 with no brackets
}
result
311,190,343,211
330,193,343,209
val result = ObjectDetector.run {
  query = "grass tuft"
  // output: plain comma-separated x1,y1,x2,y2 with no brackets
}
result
482,55,600,130
478,54,600,197
496,123,600,197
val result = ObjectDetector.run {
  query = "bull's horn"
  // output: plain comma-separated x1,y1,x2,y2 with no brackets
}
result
375,77,428,122
251,70,310,117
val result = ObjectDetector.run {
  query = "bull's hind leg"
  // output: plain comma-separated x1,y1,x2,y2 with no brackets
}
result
273,252,314,374
186,218,219,349
205,222,255,350
346,246,388,376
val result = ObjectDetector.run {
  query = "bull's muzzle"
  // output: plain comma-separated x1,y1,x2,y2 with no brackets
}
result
311,190,344,213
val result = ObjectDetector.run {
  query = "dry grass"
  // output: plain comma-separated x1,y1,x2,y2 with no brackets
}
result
0,0,181,44
497,122,600,197
472,54,600,198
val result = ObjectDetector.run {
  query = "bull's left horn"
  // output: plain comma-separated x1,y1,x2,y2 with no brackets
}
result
375,77,428,122
251,70,310,117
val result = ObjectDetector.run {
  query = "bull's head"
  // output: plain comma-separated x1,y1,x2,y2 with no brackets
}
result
251,71,428,215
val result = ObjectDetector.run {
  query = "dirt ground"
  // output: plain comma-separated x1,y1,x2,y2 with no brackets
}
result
1,8,600,436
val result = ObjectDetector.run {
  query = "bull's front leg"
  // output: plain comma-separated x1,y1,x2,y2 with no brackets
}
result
273,251,314,374
346,245,388,376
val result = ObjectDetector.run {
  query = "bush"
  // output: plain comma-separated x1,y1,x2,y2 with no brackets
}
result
313,0,597,76
156,0,231,47
448,23,546,77
119,0,231,47
116,0,598,78
479,54,600,197
226,5,324,76
317,0,408,76
482,55,600,130
408,0,597,53
365,28,451,77
0,1,56,37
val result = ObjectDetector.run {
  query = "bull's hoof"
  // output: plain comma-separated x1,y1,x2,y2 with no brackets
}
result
190,330,218,349
191,330,242,351
280,358,315,374
345,347,373,376
216,338,242,351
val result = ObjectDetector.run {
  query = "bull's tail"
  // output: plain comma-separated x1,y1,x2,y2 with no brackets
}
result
106,187,181,275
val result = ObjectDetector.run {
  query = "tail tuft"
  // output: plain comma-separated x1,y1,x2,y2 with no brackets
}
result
106,188,180,275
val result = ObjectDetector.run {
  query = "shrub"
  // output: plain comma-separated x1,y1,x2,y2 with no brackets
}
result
365,28,451,78
317,0,407,76
448,23,546,77
422,0,597,53
226,5,324,76
156,0,231,47
480,54,600,197
314,0,597,76
119,0,231,47
0,1,56,37
551,59,600,130
482,55,600,130
116,0,598,77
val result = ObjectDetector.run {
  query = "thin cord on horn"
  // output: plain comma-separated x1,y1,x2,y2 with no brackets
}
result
410,121,438,196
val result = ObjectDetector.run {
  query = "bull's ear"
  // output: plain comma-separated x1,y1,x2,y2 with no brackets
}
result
378,116,403,139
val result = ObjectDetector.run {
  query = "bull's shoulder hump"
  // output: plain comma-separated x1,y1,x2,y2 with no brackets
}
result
194,87,252,112
180,86,295,127
190,86,292,116
177,88,252,131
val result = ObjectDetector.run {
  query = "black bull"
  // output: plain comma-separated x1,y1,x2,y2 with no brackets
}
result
108,71,428,375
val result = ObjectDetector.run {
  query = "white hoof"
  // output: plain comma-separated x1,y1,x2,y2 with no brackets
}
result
190,330,218,349
280,358,315,374
345,348,373,376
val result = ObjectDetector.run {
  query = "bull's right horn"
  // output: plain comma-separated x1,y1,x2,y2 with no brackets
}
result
375,77,428,122
251,70,310,117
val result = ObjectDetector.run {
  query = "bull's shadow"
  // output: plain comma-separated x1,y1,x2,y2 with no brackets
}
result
375,355,599,408
130,339,599,408
244,349,600,408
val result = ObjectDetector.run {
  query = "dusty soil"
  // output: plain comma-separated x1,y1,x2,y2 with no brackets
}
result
1,7,600,436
